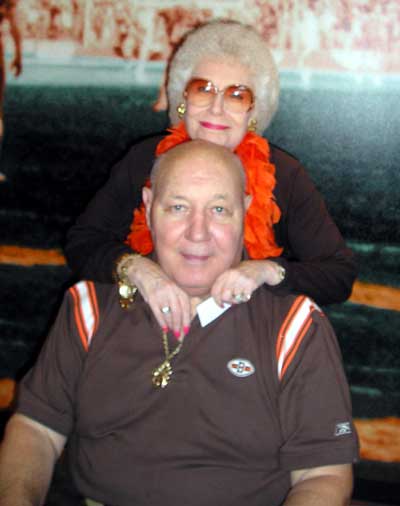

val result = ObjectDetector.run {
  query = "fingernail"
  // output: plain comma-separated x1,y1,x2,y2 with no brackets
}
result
183,326,190,336
162,326,169,333
174,330,181,340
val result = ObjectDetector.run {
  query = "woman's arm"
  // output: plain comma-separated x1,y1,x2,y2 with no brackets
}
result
65,135,192,336
270,148,357,305
65,136,161,282
211,149,357,307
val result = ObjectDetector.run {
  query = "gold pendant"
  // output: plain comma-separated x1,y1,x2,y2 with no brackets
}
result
152,360,172,388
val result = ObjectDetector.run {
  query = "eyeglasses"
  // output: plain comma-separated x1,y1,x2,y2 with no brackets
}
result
183,78,255,113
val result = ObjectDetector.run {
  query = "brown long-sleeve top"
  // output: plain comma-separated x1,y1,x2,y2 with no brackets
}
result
65,134,357,306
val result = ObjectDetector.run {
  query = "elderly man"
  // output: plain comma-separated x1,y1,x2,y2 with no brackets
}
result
0,140,358,506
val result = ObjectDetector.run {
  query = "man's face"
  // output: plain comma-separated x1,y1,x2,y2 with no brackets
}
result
143,147,249,298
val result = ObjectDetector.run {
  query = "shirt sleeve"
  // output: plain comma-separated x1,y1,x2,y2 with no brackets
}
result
16,289,88,437
277,308,359,470
270,151,357,305
64,136,161,283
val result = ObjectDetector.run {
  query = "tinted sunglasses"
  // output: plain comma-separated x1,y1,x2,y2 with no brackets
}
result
184,78,255,113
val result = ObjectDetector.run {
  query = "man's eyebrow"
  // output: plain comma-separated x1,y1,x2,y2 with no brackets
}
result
163,193,230,201
166,194,188,200
211,193,229,200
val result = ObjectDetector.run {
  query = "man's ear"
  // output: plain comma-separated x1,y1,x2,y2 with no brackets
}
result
244,194,252,211
142,187,153,229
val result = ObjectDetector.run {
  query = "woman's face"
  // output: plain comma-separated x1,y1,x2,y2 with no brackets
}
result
184,59,256,151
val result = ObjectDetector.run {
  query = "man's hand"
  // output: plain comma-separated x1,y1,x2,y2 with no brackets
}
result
128,256,191,339
211,259,284,307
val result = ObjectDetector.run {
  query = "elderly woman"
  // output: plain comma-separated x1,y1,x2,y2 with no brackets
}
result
65,20,357,336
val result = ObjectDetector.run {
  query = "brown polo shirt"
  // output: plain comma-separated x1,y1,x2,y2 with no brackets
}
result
18,281,359,506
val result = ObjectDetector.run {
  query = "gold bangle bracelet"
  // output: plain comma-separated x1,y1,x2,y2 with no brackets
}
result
114,253,140,309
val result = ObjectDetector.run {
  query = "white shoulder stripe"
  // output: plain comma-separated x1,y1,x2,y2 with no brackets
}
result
75,281,97,347
277,298,320,378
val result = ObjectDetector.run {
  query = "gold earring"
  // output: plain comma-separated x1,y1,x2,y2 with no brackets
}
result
177,102,186,119
248,118,257,132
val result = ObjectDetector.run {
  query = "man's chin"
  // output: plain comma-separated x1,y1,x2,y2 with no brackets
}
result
183,286,211,298
176,279,213,299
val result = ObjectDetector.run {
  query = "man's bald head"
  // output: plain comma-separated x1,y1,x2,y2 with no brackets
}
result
150,140,246,198
142,139,251,298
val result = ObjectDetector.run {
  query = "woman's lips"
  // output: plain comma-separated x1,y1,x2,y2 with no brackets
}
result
200,121,229,131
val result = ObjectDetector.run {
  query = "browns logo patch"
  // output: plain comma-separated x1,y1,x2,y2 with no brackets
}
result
227,358,255,378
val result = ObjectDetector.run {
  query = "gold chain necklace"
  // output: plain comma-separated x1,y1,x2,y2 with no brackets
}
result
152,331,183,388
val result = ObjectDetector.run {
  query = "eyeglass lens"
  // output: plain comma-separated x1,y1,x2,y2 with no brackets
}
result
184,78,254,113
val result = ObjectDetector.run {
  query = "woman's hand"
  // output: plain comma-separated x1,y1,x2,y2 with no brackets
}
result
211,260,284,307
127,256,191,339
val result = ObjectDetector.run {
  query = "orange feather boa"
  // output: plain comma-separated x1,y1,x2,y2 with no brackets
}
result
126,122,282,259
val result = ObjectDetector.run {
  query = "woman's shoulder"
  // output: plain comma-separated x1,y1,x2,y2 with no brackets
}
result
111,132,166,180
269,143,315,191
123,133,165,161
270,143,302,173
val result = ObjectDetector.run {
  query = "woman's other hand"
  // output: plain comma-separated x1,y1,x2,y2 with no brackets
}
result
211,260,284,307
127,256,191,340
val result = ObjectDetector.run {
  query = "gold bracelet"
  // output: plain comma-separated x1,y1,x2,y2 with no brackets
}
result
114,253,140,309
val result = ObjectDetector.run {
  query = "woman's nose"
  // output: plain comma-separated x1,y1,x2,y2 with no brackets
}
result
209,91,225,115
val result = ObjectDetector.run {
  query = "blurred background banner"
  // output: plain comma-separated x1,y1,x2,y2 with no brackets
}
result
10,0,400,71
0,0,399,502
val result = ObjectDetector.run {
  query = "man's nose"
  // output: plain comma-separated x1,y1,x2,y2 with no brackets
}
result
186,211,210,242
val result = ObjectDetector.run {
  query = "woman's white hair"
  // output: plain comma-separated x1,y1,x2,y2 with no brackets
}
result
167,20,280,134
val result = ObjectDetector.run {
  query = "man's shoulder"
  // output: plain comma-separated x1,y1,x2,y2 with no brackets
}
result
257,287,319,313
253,290,326,381
66,281,118,345
255,289,325,341
68,278,113,294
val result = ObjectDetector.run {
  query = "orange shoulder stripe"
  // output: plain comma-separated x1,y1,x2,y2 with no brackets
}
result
69,281,99,352
279,316,313,380
70,285,89,351
275,295,306,359
276,297,320,381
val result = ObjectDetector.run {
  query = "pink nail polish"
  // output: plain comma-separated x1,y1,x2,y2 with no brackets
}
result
183,326,190,335
162,326,169,333
174,330,181,340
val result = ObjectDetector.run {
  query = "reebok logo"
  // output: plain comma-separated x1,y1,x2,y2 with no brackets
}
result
334,422,352,437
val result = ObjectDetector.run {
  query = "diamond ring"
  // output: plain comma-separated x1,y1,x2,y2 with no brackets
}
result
234,293,251,303
161,305,171,314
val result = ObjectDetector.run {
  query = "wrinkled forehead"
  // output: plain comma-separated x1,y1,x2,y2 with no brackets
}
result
153,148,246,200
